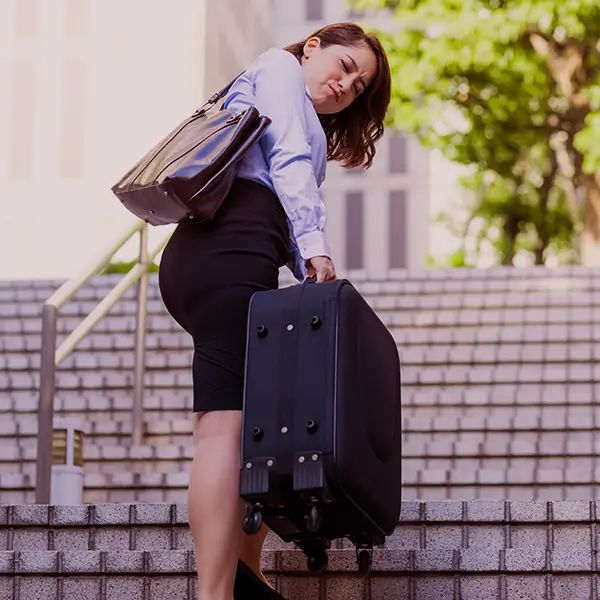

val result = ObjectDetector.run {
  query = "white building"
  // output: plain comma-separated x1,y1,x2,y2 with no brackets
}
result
0,0,461,281
0,0,271,280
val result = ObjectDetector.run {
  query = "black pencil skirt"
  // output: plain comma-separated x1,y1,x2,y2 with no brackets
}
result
158,178,290,412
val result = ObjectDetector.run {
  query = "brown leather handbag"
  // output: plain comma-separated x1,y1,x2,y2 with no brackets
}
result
111,74,271,226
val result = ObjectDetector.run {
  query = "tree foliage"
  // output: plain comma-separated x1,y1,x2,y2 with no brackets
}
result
101,260,159,275
356,0,600,265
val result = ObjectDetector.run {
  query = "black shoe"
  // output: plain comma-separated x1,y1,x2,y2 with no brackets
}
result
234,559,287,600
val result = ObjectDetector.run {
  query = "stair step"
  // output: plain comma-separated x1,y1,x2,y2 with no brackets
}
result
4,268,600,510
2,384,595,416
1,343,600,372
0,498,598,599
0,547,596,599
2,363,599,393
0,500,596,550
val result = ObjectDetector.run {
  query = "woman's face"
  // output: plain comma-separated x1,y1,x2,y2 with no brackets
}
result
301,37,378,115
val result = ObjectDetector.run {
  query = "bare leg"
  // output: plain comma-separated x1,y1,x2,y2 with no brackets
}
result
238,522,272,587
189,410,245,600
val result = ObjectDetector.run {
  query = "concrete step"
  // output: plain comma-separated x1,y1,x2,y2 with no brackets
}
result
0,441,193,479
2,433,597,467
4,363,600,394
1,546,596,599
0,264,598,296
0,550,202,600
0,414,194,446
2,431,598,466
0,262,588,287
0,390,194,416
2,404,600,440
1,500,597,552
4,299,600,333
0,473,189,505
4,346,600,375
2,465,597,506
2,344,600,374
0,444,595,504
3,341,600,371
2,389,600,503
4,322,600,358
4,267,600,510
0,500,598,599
1,383,598,418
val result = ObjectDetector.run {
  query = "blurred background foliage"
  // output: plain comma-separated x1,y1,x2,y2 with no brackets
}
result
101,260,159,275
356,0,600,266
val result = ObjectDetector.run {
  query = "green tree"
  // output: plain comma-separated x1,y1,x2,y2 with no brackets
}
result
438,164,576,266
101,260,159,275
357,0,600,265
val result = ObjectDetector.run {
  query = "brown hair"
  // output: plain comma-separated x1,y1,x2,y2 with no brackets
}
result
283,22,391,169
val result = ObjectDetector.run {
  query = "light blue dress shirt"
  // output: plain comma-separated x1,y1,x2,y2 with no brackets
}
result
223,47,331,281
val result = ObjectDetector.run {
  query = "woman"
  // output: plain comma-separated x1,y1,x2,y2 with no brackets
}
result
158,21,391,600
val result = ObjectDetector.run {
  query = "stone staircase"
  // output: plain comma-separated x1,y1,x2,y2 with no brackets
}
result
2,267,600,503
2,266,600,598
1,501,598,599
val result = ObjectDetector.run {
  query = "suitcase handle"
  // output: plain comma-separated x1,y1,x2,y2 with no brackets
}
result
303,275,318,285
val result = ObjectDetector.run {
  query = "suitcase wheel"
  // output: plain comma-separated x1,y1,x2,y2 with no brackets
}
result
242,503,263,535
357,549,372,576
306,549,328,573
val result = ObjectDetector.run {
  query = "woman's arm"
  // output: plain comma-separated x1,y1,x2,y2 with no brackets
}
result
251,49,331,266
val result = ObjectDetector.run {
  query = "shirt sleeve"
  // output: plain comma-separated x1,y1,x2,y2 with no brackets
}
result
250,49,331,263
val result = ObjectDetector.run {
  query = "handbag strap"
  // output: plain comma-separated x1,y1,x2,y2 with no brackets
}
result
208,71,245,104
194,71,245,116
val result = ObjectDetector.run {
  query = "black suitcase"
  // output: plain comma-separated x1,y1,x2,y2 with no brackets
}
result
239,278,402,575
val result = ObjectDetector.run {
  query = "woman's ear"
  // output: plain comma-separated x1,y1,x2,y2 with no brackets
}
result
303,36,321,59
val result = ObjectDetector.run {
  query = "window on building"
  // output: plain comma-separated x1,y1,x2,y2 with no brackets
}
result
389,190,407,268
65,0,90,36
59,59,87,178
389,133,408,173
14,0,38,37
345,191,364,270
306,0,323,21
9,60,36,180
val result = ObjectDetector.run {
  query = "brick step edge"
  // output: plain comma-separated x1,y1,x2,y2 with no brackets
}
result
3,500,600,527
0,548,595,575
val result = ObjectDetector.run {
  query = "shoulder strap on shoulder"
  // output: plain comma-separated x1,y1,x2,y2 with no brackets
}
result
193,71,245,117
208,71,245,105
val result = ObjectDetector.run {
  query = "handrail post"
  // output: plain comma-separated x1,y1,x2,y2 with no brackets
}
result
36,303,58,504
132,223,149,445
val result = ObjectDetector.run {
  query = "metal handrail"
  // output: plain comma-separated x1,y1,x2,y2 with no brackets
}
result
35,220,171,504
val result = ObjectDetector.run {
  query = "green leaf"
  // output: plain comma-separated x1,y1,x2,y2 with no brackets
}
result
358,0,598,265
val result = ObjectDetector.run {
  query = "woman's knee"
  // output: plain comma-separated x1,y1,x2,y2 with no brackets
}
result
192,410,243,444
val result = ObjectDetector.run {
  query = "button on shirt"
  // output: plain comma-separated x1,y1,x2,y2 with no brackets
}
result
223,47,331,281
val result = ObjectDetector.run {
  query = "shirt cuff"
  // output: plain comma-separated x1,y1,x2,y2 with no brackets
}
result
296,229,331,262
